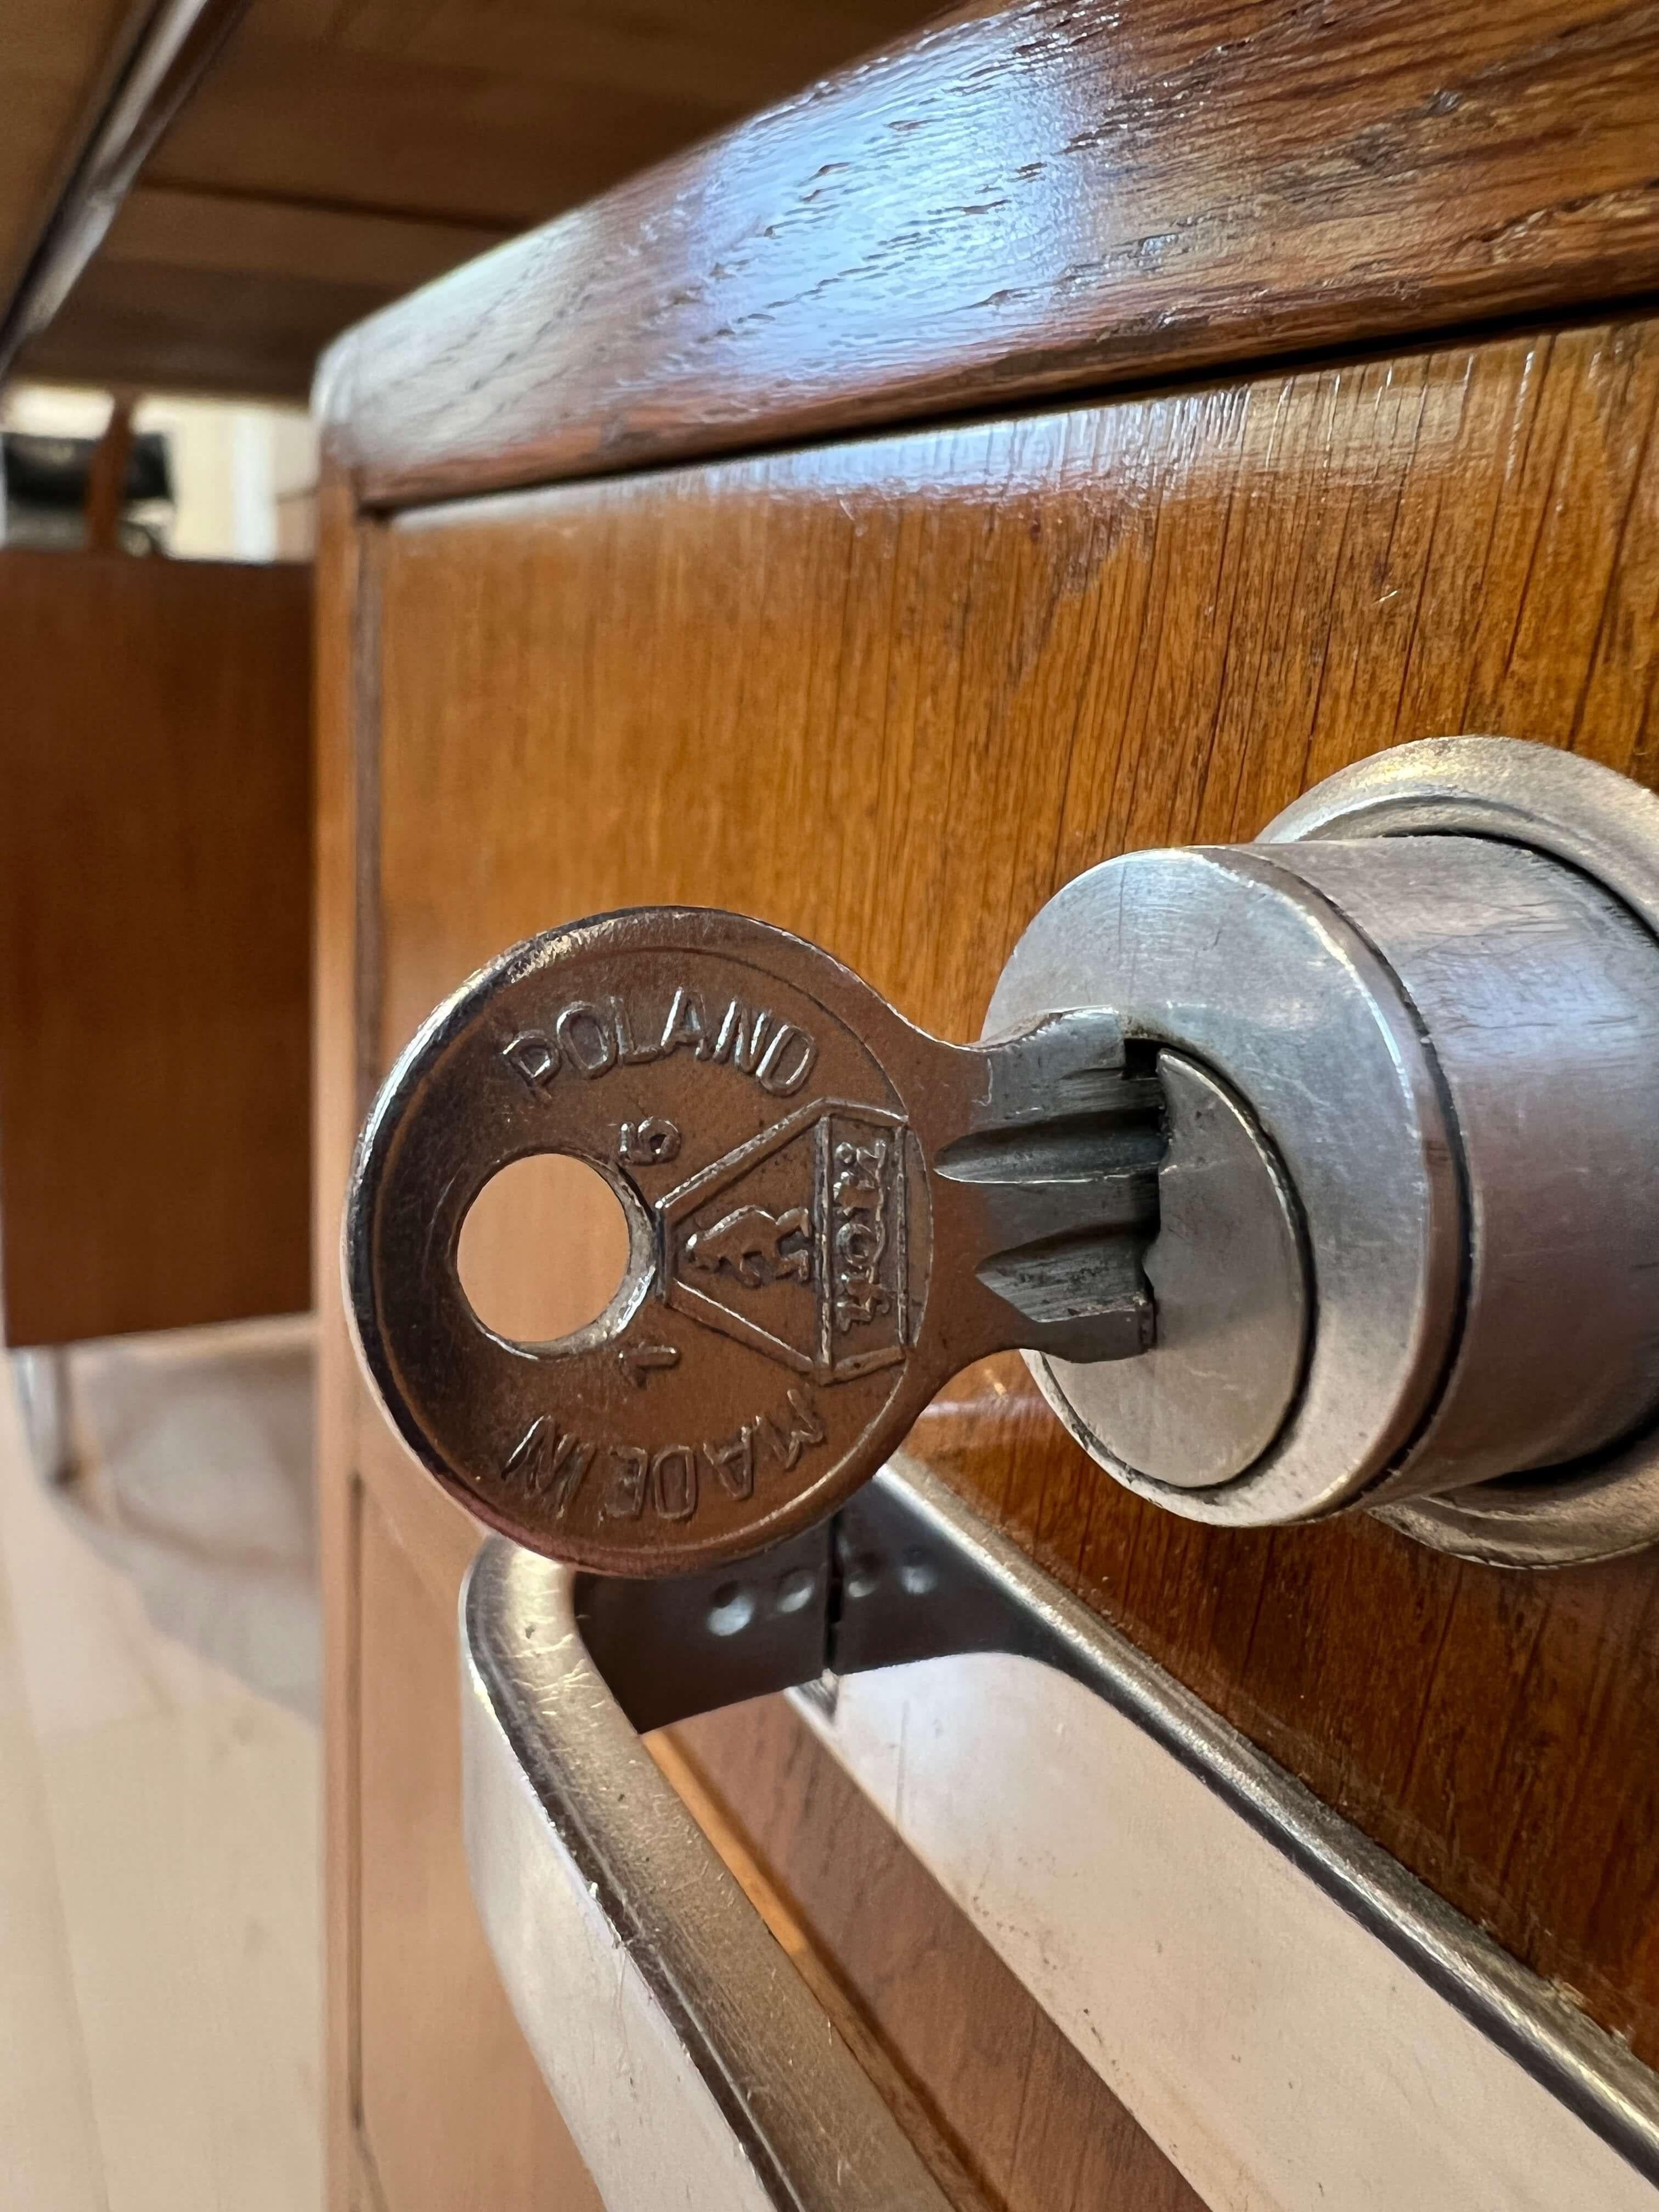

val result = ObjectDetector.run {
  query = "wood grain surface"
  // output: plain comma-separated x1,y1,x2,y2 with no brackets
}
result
320,0,1659,505
354,313,1659,2087
0,548,311,1346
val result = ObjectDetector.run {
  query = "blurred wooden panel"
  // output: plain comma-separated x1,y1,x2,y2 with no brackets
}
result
359,316,1659,2078
22,257,394,403
146,23,724,227
26,183,500,399
0,0,127,291
0,549,311,1345
357,1475,603,2211
155,0,934,219
0,0,257,391
106,185,507,293
272,0,945,119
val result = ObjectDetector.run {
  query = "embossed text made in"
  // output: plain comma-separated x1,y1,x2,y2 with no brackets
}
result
501,1388,826,1525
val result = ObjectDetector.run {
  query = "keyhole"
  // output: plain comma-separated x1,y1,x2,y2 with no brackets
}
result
458,1153,639,1348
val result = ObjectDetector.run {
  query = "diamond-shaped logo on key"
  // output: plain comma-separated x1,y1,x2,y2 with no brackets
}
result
658,1100,909,1381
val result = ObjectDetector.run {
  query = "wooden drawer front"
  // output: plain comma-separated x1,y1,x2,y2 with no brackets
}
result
0,550,312,1345
362,314,1659,2083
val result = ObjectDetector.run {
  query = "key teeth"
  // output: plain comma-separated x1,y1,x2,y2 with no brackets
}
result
975,1006,1133,1124
978,1244,1158,1364
932,1092,1166,1187
943,1011,1167,1364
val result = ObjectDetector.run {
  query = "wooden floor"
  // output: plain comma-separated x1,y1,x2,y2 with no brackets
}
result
0,1320,321,2211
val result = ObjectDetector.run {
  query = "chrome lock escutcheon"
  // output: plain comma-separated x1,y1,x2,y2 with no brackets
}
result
347,737,1659,1573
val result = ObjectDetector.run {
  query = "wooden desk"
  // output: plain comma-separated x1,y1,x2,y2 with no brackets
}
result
314,3,1659,2202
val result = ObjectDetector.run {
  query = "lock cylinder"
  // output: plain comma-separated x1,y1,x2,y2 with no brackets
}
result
989,738,1659,1561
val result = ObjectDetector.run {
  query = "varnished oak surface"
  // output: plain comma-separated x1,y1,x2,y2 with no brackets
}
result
357,315,1659,2084
0,549,311,1346
321,0,1659,505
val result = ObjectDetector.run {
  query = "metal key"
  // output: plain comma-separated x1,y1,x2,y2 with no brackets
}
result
346,907,1163,1575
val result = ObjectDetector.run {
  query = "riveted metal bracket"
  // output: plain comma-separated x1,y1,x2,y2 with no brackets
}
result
469,1458,1659,2202
569,1458,1057,1734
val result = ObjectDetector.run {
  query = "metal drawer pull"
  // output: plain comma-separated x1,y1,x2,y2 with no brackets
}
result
463,1458,1659,2207
464,1511,949,2212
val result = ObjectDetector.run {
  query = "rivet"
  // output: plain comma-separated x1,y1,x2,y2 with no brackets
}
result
707,1584,757,1637
843,1554,881,1601
898,1549,939,1596
774,1568,817,1615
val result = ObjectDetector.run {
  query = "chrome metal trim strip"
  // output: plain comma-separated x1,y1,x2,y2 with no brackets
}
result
463,1451,1659,2197
850,1458,1659,2186
461,1534,952,2212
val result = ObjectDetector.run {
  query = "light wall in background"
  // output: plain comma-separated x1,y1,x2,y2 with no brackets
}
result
1,383,318,560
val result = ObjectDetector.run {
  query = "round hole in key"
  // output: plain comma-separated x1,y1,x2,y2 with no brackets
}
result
456,1153,648,1351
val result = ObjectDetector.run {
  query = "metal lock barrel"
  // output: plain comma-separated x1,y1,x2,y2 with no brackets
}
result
347,737,1659,1573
